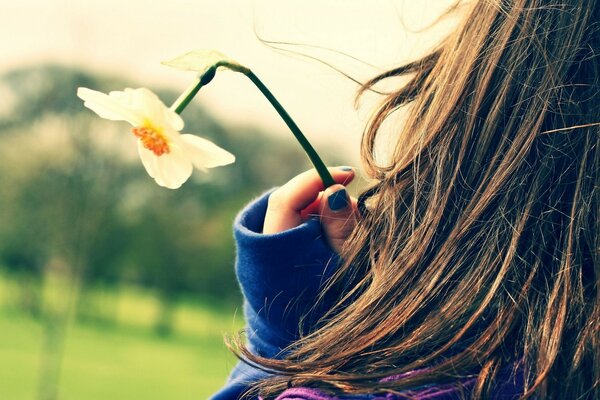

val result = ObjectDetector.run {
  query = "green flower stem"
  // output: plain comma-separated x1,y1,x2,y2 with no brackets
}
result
171,68,216,115
241,69,335,188
172,79,202,115
171,62,335,188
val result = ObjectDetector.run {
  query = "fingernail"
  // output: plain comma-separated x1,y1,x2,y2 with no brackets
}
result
328,189,349,211
339,166,353,172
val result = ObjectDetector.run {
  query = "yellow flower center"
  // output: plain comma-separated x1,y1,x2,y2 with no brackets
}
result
132,126,170,156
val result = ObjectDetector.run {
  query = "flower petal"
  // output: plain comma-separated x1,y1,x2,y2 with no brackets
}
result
112,88,184,131
161,49,236,74
179,134,235,170
137,141,192,189
154,144,193,189
137,141,158,178
77,87,143,126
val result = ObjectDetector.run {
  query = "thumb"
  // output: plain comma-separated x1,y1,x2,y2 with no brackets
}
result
320,185,358,254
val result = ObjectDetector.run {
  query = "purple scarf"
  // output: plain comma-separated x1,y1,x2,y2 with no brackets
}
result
271,381,475,400
269,365,523,399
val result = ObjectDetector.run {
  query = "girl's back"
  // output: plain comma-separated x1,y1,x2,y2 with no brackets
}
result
216,1,600,398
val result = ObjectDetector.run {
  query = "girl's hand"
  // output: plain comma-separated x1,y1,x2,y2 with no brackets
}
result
263,167,358,253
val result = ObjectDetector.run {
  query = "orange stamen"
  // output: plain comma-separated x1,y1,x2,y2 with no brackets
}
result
132,126,170,156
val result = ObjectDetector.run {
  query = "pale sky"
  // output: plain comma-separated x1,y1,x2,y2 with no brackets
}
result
0,0,459,162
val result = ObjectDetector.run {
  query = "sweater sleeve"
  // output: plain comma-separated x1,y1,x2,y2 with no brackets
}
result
210,190,341,399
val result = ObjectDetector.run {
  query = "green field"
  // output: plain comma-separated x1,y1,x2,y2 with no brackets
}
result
0,276,244,400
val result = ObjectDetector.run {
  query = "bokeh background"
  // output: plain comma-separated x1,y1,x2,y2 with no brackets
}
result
0,1,458,398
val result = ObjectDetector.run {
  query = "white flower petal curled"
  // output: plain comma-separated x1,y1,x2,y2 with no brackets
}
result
109,88,185,132
77,87,143,126
78,86,235,189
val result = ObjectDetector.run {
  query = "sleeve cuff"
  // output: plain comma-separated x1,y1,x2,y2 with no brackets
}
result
234,189,327,255
233,190,340,353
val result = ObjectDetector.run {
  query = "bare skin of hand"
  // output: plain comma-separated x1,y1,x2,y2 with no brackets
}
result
263,167,359,254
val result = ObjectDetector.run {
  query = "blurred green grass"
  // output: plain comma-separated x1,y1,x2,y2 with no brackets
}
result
0,273,244,400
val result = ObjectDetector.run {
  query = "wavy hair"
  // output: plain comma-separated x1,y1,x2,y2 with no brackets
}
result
234,0,600,398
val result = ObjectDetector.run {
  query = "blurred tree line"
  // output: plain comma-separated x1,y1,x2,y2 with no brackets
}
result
0,64,324,334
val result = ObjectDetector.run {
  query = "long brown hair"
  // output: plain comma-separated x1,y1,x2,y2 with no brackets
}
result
233,0,600,398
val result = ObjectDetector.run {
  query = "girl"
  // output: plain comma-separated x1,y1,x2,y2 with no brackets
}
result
212,0,599,398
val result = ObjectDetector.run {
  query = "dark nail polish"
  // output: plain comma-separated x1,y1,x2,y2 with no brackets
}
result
328,189,349,211
339,166,353,171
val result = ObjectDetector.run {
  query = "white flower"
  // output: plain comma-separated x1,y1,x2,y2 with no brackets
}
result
77,87,235,189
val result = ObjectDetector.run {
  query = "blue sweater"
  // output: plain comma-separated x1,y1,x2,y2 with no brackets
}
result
210,192,522,399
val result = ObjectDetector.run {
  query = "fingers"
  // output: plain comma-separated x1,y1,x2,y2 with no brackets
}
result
263,167,355,234
319,185,359,253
